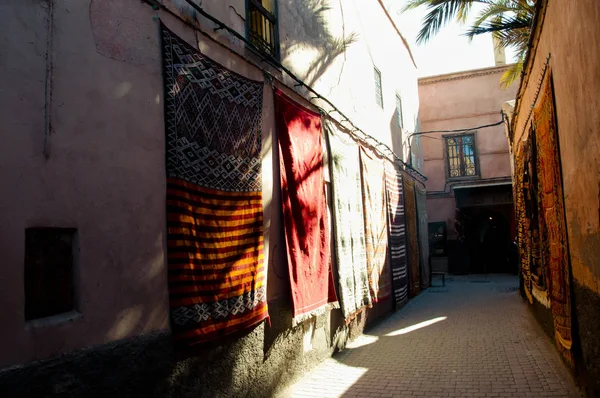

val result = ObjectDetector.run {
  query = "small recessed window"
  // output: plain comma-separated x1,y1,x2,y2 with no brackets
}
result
247,0,279,59
24,228,76,320
395,93,404,129
374,66,383,108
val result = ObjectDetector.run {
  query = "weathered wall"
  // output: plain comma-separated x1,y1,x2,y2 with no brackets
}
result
418,66,517,237
509,0,600,394
0,0,418,395
0,0,171,368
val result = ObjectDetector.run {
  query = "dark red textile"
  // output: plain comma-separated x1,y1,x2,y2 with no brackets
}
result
275,88,337,321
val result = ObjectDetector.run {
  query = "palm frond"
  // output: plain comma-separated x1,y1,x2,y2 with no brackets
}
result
465,15,532,39
405,0,491,44
403,0,536,88
494,28,530,51
472,0,522,28
500,61,523,88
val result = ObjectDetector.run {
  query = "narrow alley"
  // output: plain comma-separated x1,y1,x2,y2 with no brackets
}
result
282,275,580,398
2,0,600,397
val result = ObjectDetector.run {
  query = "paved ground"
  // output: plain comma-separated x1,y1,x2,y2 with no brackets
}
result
280,274,581,398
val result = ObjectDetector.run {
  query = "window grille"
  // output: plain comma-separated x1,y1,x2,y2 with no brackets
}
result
445,134,477,178
247,0,279,59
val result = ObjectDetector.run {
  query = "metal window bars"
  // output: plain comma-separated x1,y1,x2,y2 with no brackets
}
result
247,0,278,59
446,135,476,177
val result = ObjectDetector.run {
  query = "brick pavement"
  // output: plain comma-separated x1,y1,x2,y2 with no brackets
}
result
279,275,581,398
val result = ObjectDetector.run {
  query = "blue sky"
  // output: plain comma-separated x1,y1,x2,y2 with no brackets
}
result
387,1,517,77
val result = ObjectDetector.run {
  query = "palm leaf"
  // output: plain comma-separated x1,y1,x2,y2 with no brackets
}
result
500,60,523,87
472,1,523,27
465,14,532,40
403,0,492,44
403,0,536,87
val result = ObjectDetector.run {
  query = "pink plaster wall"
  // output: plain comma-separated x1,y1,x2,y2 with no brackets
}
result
0,0,417,369
511,0,600,294
0,0,280,369
418,66,518,235
0,0,170,368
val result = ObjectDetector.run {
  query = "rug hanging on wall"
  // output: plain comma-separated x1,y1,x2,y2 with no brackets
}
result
527,130,550,306
385,161,409,309
514,140,534,304
274,89,337,324
415,183,430,289
325,119,372,320
161,23,268,353
402,172,421,297
360,147,391,302
534,71,573,364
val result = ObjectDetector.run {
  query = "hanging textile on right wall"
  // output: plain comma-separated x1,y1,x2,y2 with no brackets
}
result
326,119,372,320
385,161,409,308
514,139,534,304
415,182,430,289
533,71,573,365
402,172,421,297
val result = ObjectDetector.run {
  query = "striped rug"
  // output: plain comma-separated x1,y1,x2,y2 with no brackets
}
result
162,23,268,353
360,147,391,302
384,161,409,308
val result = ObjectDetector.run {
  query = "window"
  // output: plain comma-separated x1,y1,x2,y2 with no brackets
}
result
374,66,383,108
445,134,477,178
395,93,403,129
246,0,279,59
24,228,76,320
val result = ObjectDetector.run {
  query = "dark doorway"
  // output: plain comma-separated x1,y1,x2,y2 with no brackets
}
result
453,184,516,275
466,208,511,273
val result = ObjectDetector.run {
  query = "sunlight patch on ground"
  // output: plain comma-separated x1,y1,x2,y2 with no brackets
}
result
384,316,447,336
345,334,379,349
336,364,369,396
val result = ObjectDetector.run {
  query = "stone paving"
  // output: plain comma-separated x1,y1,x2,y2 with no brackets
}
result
280,275,581,398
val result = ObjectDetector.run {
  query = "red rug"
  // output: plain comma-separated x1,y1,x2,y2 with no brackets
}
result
275,88,337,323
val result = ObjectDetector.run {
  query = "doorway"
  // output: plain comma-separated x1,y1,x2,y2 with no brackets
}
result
464,208,512,274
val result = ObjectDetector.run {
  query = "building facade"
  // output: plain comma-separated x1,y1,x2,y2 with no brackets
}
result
418,64,518,274
506,0,600,395
0,0,422,396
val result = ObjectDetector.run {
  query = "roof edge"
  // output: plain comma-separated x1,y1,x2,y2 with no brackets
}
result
418,64,513,85
509,0,548,144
